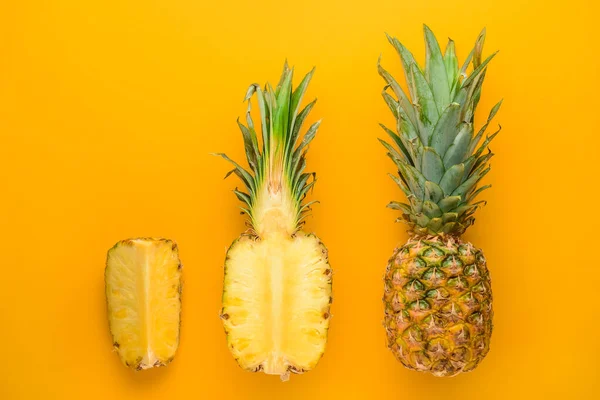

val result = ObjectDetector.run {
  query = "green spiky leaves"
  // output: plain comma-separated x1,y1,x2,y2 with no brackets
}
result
216,63,321,236
379,26,501,236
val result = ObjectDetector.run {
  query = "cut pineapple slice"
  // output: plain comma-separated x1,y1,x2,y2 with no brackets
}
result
105,238,182,370
221,232,332,377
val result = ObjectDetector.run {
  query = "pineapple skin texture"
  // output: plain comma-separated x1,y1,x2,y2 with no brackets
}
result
383,235,492,377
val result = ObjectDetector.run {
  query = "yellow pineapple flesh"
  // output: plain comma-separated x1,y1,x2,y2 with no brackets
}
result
105,238,182,370
222,231,331,376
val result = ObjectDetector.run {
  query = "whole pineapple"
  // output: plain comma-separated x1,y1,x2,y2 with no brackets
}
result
379,26,501,377
217,64,332,380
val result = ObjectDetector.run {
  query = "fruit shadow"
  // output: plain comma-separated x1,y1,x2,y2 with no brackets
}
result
382,355,479,397
124,364,173,386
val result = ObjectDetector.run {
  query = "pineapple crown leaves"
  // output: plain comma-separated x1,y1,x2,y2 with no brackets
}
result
379,25,502,236
215,62,321,230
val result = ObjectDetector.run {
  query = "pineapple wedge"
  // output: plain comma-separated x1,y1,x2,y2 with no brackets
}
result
105,238,182,370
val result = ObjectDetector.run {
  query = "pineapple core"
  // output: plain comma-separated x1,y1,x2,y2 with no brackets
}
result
221,231,332,377
105,238,182,370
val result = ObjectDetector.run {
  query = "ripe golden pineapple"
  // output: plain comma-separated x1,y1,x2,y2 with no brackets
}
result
379,26,500,376
105,238,182,370
217,64,332,380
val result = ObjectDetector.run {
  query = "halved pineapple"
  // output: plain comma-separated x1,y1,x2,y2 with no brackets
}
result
105,238,182,370
222,232,331,375
217,64,333,380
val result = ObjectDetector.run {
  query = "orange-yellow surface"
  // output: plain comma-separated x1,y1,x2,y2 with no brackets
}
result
0,1,598,399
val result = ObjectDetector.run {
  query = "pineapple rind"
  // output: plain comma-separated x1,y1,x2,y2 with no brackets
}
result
383,235,492,377
105,238,182,370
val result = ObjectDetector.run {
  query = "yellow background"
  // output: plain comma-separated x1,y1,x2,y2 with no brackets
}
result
1,0,599,399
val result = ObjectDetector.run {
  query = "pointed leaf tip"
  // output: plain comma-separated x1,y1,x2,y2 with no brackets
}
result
423,24,450,113
244,84,259,102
